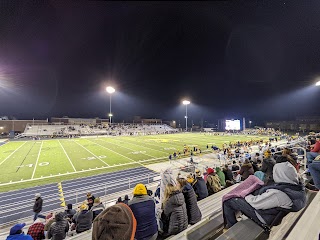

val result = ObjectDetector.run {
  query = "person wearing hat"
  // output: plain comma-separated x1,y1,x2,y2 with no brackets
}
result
86,192,95,210
307,136,320,165
27,219,45,240
91,197,105,221
47,212,69,240
128,183,158,240
6,223,33,240
33,193,45,221
206,168,221,195
75,203,93,233
192,169,208,201
92,203,137,240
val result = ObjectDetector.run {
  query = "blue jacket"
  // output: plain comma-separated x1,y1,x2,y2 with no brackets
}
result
6,234,33,240
129,195,158,240
192,177,208,201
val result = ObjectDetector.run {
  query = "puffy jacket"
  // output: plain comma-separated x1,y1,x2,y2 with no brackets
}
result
181,183,202,225
192,177,208,201
6,234,33,240
162,191,188,236
91,203,105,220
206,174,221,195
239,163,254,180
47,212,69,240
215,167,226,186
261,157,276,184
33,197,43,213
75,210,93,233
223,168,233,181
129,195,158,240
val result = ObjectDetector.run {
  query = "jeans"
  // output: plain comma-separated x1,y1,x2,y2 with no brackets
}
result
308,162,320,189
34,212,46,221
306,152,319,164
223,198,262,228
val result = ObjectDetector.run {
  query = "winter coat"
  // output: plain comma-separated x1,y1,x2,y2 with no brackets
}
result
192,177,208,201
223,168,233,181
261,157,276,184
33,197,43,213
239,163,254,180
6,234,33,240
75,210,93,233
129,195,158,240
215,167,226,186
206,173,222,195
47,212,69,240
162,191,188,236
91,203,105,220
181,183,202,225
27,222,45,240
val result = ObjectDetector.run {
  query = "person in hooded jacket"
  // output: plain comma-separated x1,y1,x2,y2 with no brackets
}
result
215,167,226,187
206,168,222,195
176,177,202,225
223,162,306,228
75,204,93,233
223,164,233,182
192,169,208,201
261,150,276,185
91,198,105,221
65,204,76,223
27,219,45,240
160,184,188,237
239,159,254,180
47,212,69,240
7,223,33,240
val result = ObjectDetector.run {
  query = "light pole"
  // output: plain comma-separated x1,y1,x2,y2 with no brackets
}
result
182,100,190,132
249,120,252,128
106,86,115,124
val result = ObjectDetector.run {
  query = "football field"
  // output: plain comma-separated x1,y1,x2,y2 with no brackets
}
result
0,133,269,192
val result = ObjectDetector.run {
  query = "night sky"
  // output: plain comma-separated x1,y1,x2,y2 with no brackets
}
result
1,1,320,125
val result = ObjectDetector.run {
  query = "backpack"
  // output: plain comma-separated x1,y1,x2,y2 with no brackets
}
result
206,174,221,195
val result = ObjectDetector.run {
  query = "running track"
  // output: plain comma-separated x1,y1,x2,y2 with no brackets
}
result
0,166,158,226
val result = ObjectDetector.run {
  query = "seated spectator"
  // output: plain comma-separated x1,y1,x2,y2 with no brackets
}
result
223,162,306,229
128,184,158,240
75,203,93,234
306,136,320,165
91,197,105,220
192,169,208,201
223,164,233,182
239,159,254,180
123,195,130,205
27,219,45,240
215,167,226,187
206,168,221,195
253,153,263,164
92,203,136,240
307,161,320,191
116,197,123,204
261,150,276,185
44,213,55,234
47,212,69,240
65,204,76,221
231,161,240,171
7,223,33,240
86,192,95,210
176,176,202,225
160,184,188,237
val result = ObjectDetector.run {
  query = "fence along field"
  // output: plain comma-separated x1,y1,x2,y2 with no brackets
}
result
0,133,269,192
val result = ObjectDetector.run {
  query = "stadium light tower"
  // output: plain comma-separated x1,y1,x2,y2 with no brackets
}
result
182,100,190,132
106,86,115,124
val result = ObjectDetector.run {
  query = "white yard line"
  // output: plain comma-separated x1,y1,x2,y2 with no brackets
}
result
97,138,159,158
58,140,77,172
86,139,145,166
72,140,109,166
0,142,27,166
31,141,43,179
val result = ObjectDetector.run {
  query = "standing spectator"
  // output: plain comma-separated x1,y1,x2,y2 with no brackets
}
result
47,212,69,240
6,223,32,240
75,204,93,234
160,184,188,237
92,203,137,240
306,136,320,165
27,219,45,240
176,177,202,225
33,193,45,221
123,195,130,205
128,184,158,240
91,198,105,221
192,169,208,201
215,167,226,187
206,168,221,195
261,150,276,185
239,159,254,180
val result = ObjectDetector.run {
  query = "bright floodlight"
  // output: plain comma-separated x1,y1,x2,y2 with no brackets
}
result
316,81,320,86
182,100,190,105
106,86,115,93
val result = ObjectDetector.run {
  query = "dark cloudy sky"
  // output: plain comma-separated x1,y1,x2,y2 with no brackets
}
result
1,1,320,124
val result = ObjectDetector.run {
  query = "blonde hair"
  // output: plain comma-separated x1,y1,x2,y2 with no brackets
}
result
163,183,178,204
176,177,188,189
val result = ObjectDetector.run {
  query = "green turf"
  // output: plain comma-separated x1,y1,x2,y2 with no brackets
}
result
0,133,270,192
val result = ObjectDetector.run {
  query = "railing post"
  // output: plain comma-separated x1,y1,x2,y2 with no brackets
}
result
76,192,78,204
104,184,107,196
148,174,150,184
129,178,131,189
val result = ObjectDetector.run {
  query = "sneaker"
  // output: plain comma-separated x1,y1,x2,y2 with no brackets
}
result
306,183,319,192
